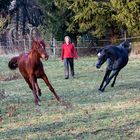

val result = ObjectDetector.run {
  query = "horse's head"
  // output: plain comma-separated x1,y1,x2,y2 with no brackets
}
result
120,40,132,54
96,48,108,69
32,39,49,60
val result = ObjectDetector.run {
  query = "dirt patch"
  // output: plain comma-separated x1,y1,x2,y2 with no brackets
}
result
131,43,140,55
0,72,22,81
0,48,6,55
130,54,140,59
6,104,17,117
0,89,9,100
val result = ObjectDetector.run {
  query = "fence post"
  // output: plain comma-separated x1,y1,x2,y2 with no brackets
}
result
124,30,127,41
23,39,26,53
29,39,32,49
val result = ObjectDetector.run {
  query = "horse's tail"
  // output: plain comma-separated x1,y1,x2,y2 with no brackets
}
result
8,56,20,70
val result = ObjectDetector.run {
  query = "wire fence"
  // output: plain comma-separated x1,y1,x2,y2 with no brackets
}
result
0,36,140,56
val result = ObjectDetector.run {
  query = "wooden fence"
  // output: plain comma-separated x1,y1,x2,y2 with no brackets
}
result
0,37,140,56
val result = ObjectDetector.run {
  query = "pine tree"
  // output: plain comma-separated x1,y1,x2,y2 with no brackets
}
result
39,0,140,40
109,0,140,36
38,0,78,42
68,0,140,37
0,0,10,11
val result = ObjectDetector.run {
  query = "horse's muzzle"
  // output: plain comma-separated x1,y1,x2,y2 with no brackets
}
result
45,55,49,60
41,54,49,60
96,63,101,69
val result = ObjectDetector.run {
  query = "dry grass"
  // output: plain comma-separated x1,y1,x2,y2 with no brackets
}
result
0,56,140,140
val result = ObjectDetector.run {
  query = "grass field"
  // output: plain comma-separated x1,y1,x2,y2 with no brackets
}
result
0,56,140,140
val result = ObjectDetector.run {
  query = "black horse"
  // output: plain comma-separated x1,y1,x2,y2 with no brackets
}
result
96,41,131,92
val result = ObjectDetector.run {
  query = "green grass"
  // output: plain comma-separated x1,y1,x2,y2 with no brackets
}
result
0,56,140,140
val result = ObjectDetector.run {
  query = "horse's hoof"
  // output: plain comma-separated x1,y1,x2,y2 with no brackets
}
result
59,99,73,108
56,96,60,101
111,84,114,87
38,94,42,97
35,99,41,106
35,102,41,106
98,88,104,93
98,90,103,94
38,98,41,102
38,92,42,96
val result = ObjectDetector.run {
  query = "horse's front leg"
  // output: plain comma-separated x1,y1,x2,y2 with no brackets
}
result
35,79,42,97
101,70,119,92
29,76,39,105
99,69,111,92
42,74,60,101
110,60,121,87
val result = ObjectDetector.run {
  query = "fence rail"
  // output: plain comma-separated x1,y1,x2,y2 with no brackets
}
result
0,36,140,56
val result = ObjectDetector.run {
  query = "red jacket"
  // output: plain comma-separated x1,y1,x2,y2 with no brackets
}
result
61,43,77,60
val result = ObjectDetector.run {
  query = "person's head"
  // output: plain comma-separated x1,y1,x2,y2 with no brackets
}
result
64,36,71,44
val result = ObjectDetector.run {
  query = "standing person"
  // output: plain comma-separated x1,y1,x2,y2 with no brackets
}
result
61,36,77,79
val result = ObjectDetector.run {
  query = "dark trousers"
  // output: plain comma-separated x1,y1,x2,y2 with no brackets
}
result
64,58,74,78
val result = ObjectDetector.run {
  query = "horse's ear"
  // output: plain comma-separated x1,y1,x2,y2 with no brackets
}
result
42,40,48,47
32,40,37,44
96,48,102,54
32,40,38,49
121,40,130,48
41,39,45,45
96,48,103,57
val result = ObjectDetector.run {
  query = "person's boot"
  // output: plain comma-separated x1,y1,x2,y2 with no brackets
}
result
65,76,69,79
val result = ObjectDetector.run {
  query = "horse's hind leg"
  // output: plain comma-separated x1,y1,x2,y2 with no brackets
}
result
29,77,41,105
24,77,33,90
111,71,119,87
102,70,119,92
42,74,60,101
24,77,41,103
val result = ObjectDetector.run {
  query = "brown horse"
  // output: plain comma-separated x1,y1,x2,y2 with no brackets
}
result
8,39,60,105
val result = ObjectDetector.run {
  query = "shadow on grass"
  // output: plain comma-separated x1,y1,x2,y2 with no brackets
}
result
101,80,140,94
0,121,65,139
76,120,140,139
116,80,140,90
1,113,140,139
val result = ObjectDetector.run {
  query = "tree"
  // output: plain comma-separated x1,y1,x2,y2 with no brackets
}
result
39,0,119,40
39,0,140,41
68,0,113,37
11,0,44,37
38,0,77,42
0,0,10,12
109,0,140,36
0,0,43,38
0,0,11,32
68,0,140,38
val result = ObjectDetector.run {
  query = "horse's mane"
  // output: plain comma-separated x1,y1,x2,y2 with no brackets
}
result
31,39,45,50
117,41,131,54
102,41,131,54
